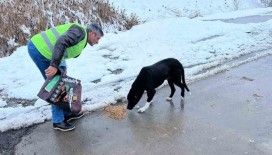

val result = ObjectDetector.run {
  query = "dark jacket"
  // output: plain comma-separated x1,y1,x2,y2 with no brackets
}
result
50,25,87,68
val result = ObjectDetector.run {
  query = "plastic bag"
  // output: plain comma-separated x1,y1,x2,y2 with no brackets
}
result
37,74,82,113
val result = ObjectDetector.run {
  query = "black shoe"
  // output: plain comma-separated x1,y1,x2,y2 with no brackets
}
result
53,122,75,131
65,112,85,123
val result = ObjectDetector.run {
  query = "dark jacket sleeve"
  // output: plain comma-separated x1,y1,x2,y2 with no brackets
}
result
50,25,86,68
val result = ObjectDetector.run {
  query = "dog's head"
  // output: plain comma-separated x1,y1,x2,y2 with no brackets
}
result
127,85,144,110
127,67,148,110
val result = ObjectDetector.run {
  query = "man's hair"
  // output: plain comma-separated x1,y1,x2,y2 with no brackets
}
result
86,23,104,36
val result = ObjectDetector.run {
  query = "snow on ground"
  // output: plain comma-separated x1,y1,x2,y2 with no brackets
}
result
109,0,263,21
0,7,272,131
0,99,7,108
200,7,272,20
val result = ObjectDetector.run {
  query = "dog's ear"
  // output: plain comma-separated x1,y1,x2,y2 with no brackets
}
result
127,88,136,110
127,86,145,110
135,89,144,101
127,86,137,102
127,88,134,100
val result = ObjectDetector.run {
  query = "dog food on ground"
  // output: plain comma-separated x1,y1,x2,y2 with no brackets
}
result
104,104,127,120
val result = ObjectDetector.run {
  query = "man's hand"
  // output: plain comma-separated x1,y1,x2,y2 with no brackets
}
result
45,66,58,77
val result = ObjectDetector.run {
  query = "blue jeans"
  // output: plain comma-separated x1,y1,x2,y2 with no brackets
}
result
27,41,71,123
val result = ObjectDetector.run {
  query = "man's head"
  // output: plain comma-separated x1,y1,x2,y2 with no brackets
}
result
86,23,104,46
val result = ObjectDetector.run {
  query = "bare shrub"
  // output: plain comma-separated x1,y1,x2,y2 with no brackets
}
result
97,1,118,23
124,13,139,30
233,0,239,10
0,0,47,56
260,0,272,7
0,0,139,57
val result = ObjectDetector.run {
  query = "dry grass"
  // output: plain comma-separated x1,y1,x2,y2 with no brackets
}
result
0,0,139,57
0,0,47,56
103,104,127,120
124,13,139,30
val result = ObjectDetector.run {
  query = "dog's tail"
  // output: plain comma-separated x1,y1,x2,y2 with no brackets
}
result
182,77,190,92
180,65,190,92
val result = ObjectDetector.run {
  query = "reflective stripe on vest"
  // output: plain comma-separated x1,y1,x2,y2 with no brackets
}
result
40,28,68,58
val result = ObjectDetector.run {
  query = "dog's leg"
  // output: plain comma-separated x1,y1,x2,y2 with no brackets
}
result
138,89,156,113
138,101,153,113
172,69,186,99
174,79,185,99
146,89,156,102
167,79,175,101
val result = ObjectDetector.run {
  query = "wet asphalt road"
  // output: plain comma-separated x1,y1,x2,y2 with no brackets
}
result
0,125,37,155
14,55,272,155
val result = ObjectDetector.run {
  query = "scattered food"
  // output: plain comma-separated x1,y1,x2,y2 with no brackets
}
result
104,104,127,120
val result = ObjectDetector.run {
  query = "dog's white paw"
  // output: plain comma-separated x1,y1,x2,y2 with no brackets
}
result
166,97,172,101
137,102,151,113
138,107,146,113
135,105,140,109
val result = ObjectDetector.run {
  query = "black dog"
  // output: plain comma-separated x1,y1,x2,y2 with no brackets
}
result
127,58,189,112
